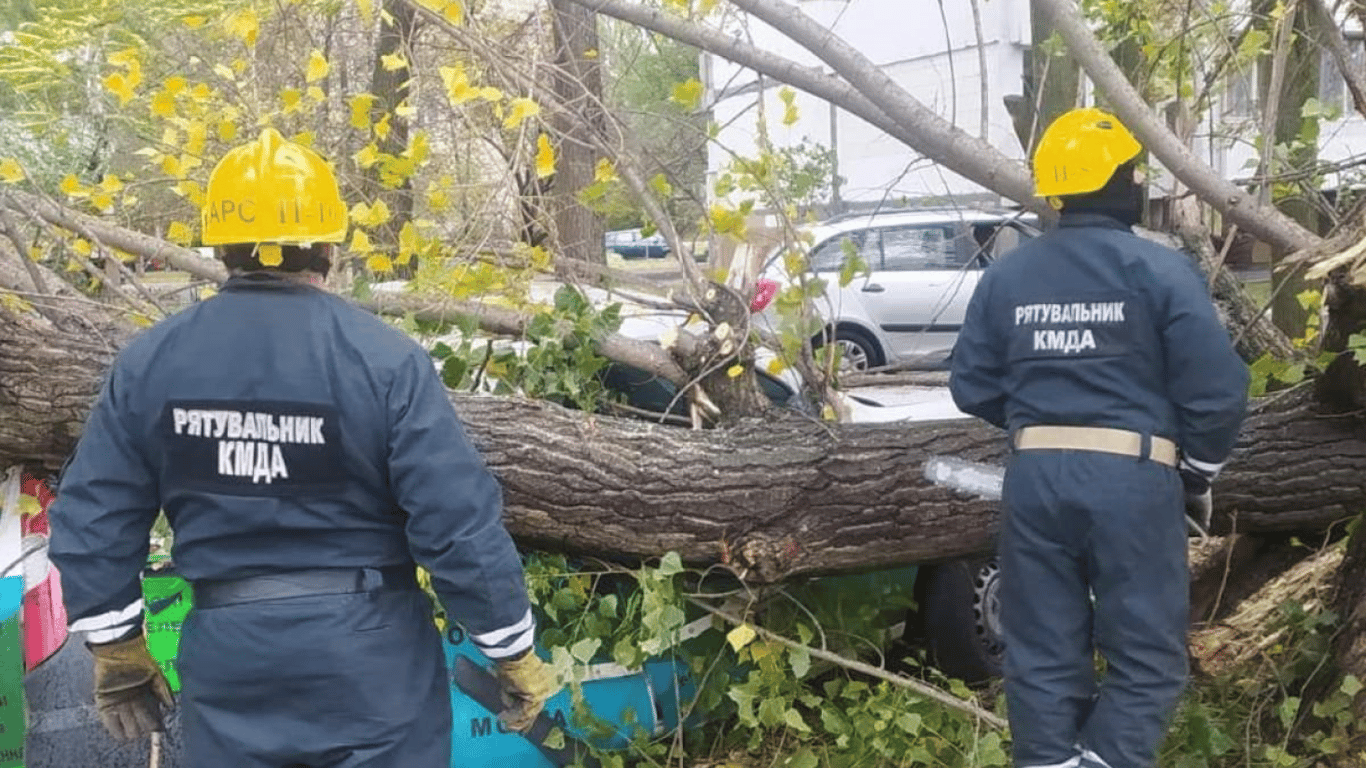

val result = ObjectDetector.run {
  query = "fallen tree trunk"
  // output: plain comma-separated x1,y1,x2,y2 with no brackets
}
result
4,283,1364,581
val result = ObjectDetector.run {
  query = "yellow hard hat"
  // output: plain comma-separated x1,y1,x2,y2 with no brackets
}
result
1033,107,1142,198
202,128,348,246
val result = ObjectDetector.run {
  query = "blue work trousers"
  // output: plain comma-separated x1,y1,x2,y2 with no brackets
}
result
178,586,451,768
1000,450,1188,768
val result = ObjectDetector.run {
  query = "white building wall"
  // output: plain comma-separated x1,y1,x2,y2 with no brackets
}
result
706,0,1033,208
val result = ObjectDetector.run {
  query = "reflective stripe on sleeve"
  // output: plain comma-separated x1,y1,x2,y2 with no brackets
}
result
470,608,535,659
69,599,143,634
1179,454,1225,479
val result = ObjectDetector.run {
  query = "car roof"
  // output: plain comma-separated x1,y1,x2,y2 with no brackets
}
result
807,207,1035,240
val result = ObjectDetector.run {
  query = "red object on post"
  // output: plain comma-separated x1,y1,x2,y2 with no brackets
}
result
19,475,67,671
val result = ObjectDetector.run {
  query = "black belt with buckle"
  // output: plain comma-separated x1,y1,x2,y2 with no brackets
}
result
192,566,418,609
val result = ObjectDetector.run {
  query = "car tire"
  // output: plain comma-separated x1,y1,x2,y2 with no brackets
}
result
916,555,1004,684
815,327,884,372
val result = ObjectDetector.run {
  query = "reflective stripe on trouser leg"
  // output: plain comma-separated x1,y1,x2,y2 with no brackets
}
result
1079,457,1188,768
999,452,1098,768
179,587,451,768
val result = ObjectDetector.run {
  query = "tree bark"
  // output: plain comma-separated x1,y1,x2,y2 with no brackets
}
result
548,0,608,265
4,289,1364,582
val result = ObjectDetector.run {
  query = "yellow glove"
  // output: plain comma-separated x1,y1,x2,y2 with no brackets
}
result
89,632,174,741
493,651,560,732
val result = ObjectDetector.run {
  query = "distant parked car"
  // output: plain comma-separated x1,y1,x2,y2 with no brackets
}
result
605,228,671,259
759,207,1040,371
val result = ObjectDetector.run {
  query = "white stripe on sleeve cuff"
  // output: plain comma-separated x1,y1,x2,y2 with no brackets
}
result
1179,454,1225,478
470,608,535,659
69,599,143,634
470,608,533,647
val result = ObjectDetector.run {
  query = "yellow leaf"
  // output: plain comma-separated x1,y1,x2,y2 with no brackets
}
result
366,254,392,272
27,247,41,262
821,404,837,421
671,78,703,109
257,244,283,267
90,191,115,211
583,48,599,59
503,98,540,129
161,155,183,177
17,494,40,517
213,64,235,81
59,174,84,196
151,90,176,116
181,15,207,29
381,52,408,72
0,158,25,184
184,121,208,155
350,200,392,228
72,240,92,256
440,65,481,105
102,73,135,105
99,175,123,193
375,113,392,140
766,358,787,375
166,221,194,245
727,364,744,378
779,87,800,128
350,230,374,253
535,133,556,179
292,131,315,148
726,624,757,652
649,173,673,197
191,83,211,100
107,47,140,68
354,144,380,168
709,205,747,238
399,221,420,258
281,89,302,113
225,8,259,45
306,86,325,103
356,0,374,21
306,50,330,83
174,180,205,207
217,120,238,142
129,313,155,329
593,159,617,183
350,93,376,129
478,86,502,101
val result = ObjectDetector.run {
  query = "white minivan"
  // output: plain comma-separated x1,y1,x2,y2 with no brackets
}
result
759,207,1039,370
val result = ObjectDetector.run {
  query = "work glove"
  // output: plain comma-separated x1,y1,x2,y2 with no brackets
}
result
89,630,173,741
493,650,560,732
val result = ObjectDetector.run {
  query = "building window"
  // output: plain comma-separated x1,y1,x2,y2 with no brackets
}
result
1225,65,1257,117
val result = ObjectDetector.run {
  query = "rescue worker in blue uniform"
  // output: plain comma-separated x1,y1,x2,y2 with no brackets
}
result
49,128,559,767
949,108,1249,768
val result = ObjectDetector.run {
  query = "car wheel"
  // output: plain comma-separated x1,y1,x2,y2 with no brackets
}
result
815,327,883,372
916,555,1004,684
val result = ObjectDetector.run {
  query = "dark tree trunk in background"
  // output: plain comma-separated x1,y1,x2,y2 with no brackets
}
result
548,0,607,264
365,0,418,257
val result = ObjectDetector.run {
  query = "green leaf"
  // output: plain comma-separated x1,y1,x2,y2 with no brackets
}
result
1277,696,1299,730
783,707,811,732
788,748,819,768
1342,674,1363,697
789,645,811,678
569,637,601,664
657,551,683,576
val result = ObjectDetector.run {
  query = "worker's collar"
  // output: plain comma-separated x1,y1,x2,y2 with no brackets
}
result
1056,212,1134,232
221,271,326,293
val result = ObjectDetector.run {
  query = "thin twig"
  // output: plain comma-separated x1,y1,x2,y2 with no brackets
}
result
685,596,1009,730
